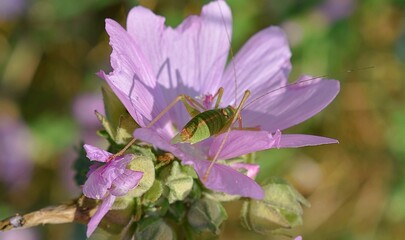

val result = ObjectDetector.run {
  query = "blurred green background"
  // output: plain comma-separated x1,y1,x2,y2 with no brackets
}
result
1,0,404,239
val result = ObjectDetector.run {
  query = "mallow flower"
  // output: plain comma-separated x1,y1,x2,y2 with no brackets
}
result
98,1,339,199
82,144,143,237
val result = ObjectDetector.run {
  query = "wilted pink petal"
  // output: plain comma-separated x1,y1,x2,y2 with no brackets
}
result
110,170,143,196
86,194,116,237
82,145,143,236
84,144,112,162
83,166,110,199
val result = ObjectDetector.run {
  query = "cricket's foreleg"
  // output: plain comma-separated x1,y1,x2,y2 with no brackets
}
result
109,95,202,160
214,87,224,109
181,95,206,118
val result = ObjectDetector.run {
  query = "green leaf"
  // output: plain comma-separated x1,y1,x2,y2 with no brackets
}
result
143,180,164,204
130,145,156,161
187,198,227,234
73,144,92,186
135,217,176,240
162,161,194,203
240,178,310,234
126,155,155,198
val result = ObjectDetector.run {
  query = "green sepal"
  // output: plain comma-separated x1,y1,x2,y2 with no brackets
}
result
187,180,203,201
95,111,115,140
114,113,139,145
130,145,156,161
180,164,198,179
126,155,155,198
187,198,228,234
167,201,186,223
98,198,135,235
111,196,135,211
161,161,194,203
143,180,164,204
240,178,310,234
95,110,138,146
102,86,127,130
203,191,240,202
73,144,92,186
135,217,176,240
143,197,170,218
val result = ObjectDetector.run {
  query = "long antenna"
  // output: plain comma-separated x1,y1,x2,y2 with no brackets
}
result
217,0,238,105
243,65,375,110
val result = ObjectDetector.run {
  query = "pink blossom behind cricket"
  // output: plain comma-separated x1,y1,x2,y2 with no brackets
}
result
99,1,340,199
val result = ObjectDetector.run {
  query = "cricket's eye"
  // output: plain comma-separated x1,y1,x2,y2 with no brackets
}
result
222,109,230,118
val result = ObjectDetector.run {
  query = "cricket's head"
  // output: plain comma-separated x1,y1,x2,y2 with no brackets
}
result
222,106,236,120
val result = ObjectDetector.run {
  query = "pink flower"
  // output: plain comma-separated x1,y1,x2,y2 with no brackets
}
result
0,116,34,190
98,1,339,199
82,144,143,237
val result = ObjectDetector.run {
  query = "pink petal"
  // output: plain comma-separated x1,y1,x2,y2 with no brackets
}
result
188,158,264,199
230,162,260,179
126,1,232,128
86,162,102,177
109,154,136,170
83,144,112,162
221,26,291,106
126,6,166,77
134,128,177,153
83,166,110,199
102,19,166,127
242,77,340,132
187,0,232,95
110,170,143,196
208,130,278,160
294,236,303,240
279,134,338,148
86,194,116,237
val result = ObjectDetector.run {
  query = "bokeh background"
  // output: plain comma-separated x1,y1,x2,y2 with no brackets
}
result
1,0,404,239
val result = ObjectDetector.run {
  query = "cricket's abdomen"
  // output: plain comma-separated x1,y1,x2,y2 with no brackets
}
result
171,106,235,144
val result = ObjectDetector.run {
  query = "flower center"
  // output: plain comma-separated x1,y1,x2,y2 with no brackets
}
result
202,94,214,109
